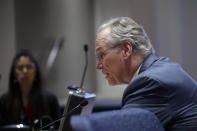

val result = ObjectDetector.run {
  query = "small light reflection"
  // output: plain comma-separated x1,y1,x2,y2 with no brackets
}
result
16,124,24,128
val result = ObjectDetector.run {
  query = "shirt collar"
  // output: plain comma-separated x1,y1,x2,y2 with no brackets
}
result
130,64,141,81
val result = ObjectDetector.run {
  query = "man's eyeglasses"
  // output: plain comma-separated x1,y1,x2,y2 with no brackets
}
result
96,44,121,62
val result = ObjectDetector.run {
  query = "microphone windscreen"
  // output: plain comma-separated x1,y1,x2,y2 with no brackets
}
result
84,44,88,52
80,100,88,107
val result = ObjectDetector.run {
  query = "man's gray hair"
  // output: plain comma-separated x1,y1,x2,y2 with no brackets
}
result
97,17,153,56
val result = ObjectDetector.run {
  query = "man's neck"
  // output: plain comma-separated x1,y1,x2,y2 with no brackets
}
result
128,54,145,82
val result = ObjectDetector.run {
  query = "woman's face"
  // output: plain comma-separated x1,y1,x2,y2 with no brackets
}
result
15,56,36,89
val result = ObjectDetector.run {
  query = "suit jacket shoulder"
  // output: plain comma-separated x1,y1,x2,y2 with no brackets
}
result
122,53,197,129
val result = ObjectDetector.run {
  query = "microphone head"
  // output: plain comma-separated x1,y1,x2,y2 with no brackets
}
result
80,100,88,107
84,44,88,52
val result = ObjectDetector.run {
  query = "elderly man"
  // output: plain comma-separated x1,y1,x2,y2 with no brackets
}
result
95,17,197,131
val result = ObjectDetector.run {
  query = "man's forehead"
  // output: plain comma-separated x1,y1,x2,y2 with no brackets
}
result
95,28,111,50
95,38,111,53
95,42,106,53
97,27,111,38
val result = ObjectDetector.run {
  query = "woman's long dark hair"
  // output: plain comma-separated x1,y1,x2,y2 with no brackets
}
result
4,50,50,124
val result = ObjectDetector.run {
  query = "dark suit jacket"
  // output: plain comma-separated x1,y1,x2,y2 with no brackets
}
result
122,53,197,131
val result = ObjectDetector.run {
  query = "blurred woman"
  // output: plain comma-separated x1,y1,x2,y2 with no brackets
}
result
0,50,60,128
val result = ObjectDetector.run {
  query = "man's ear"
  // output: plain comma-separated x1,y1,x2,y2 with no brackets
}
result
121,41,132,59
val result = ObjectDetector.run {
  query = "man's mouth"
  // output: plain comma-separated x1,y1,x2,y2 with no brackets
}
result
102,70,110,78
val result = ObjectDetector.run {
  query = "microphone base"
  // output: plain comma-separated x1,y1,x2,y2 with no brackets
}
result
58,85,96,131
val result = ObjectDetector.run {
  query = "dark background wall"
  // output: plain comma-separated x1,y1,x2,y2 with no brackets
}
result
1,0,197,105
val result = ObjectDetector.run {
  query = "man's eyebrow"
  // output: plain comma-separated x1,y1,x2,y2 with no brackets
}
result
95,46,103,53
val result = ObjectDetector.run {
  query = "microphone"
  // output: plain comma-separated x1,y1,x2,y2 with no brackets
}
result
80,44,88,89
38,100,88,130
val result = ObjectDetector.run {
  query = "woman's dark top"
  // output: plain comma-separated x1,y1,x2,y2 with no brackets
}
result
0,90,61,129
